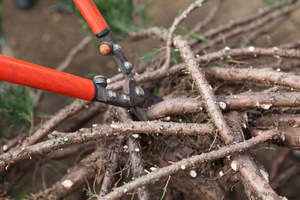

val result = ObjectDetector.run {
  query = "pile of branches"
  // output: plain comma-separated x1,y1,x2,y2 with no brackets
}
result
1,0,300,199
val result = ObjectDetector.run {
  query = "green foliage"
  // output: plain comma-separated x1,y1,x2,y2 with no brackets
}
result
0,0,3,32
261,0,280,5
84,67,104,79
181,27,208,42
84,72,98,79
177,9,183,17
140,47,181,69
83,187,96,197
51,0,74,13
0,83,35,138
152,81,162,96
8,184,29,200
171,48,183,64
0,37,5,46
140,48,161,68
209,62,224,68
240,39,247,47
75,0,152,35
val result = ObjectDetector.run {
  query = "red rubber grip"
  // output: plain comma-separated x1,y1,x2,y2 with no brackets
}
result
73,0,109,37
0,55,95,101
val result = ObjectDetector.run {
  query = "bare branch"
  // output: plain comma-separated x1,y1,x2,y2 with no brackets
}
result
205,66,300,90
190,0,222,34
174,35,234,144
269,148,293,180
148,91,300,119
245,16,286,45
0,121,214,168
201,0,295,40
226,112,283,200
270,162,300,190
162,0,205,70
127,136,150,200
21,100,90,147
194,0,299,50
101,130,281,200
109,46,300,92
99,137,124,197
33,36,92,106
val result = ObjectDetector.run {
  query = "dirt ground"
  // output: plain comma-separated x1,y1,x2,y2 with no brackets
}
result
2,0,300,199
1,0,277,113
3,0,300,113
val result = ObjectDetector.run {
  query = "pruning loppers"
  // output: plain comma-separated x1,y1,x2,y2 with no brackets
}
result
0,0,162,121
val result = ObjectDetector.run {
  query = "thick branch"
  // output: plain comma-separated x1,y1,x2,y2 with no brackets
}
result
109,46,300,92
206,66,300,90
199,47,300,62
226,112,283,200
148,91,300,119
0,121,213,168
117,107,151,200
127,136,150,200
174,35,234,144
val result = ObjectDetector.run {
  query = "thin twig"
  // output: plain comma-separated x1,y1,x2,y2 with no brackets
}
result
127,136,150,200
59,102,107,132
279,39,300,49
270,162,300,190
188,0,222,38
33,36,92,106
162,0,205,71
255,114,300,128
196,0,296,44
199,46,300,62
270,148,293,180
245,15,286,45
195,0,300,53
21,100,91,147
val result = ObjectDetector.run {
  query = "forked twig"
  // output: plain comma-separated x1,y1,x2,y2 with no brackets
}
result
161,0,205,71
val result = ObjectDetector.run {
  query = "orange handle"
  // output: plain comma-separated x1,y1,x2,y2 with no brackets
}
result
0,55,96,101
73,0,109,37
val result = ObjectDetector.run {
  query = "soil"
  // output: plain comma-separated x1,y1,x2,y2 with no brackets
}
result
3,0,299,113
2,0,300,199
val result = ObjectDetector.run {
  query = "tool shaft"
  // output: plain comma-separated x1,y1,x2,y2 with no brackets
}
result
73,0,109,37
0,55,95,101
